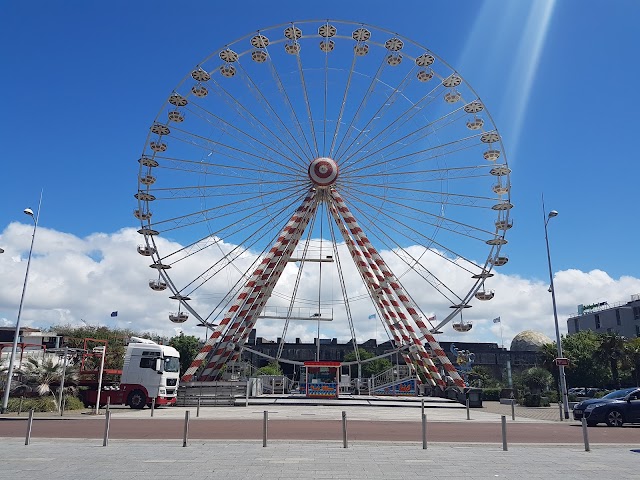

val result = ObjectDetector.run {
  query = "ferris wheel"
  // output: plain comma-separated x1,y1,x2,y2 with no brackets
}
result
135,20,512,387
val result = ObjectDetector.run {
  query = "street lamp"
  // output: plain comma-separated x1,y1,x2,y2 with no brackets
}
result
543,201,570,419
1,205,40,414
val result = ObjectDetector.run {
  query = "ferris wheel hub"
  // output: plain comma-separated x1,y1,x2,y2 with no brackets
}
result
308,157,339,187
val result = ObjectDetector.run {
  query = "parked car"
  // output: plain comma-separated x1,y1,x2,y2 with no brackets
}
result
573,387,640,427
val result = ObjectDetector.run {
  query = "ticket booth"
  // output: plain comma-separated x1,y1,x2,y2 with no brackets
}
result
304,361,341,398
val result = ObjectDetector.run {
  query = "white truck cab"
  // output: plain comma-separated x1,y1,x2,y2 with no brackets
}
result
120,337,180,408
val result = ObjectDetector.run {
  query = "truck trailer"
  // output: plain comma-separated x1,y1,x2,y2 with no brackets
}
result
79,336,180,409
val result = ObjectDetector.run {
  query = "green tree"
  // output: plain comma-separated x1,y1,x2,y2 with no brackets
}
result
540,331,609,389
518,366,554,394
169,333,202,375
468,366,500,388
257,361,283,376
343,348,392,378
596,333,626,389
622,337,640,387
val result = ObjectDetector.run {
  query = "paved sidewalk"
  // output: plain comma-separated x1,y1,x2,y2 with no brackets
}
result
1,438,638,479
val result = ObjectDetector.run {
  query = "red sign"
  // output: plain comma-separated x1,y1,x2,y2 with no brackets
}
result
555,357,570,366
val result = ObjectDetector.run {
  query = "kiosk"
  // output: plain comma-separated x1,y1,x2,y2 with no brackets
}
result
304,361,340,398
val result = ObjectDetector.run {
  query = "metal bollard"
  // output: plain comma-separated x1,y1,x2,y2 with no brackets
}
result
421,413,427,450
18,396,24,415
466,398,470,420
511,399,516,421
183,411,190,447
501,415,508,451
197,397,201,418
581,418,590,452
103,411,111,447
263,411,268,447
245,381,249,407
342,411,348,448
25,409,34,446
151,398,156,417
558,402,563,421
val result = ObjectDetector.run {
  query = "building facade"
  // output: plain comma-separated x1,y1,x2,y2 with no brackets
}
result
567,293,640,338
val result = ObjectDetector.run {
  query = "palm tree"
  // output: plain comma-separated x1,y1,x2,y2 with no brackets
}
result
16,356,78,406
596,333,626,389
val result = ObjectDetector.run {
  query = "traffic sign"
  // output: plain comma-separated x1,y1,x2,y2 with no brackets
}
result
555,357,570,366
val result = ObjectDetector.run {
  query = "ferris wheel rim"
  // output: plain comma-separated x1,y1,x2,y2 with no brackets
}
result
135,18,512,343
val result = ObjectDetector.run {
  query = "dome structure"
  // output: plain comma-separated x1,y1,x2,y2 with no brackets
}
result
510,330,553,352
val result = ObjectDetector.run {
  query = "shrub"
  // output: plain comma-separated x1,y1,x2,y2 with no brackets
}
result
62,395,85,411
481,388,501,401
5,395,85,413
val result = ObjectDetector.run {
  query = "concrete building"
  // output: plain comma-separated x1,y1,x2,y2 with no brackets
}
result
567,293,640,338
244,329,544,384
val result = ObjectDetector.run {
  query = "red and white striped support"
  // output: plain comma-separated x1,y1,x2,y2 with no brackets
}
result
330,189,465,390
202,202,316,380
182,190,318,382
327,203,435,386
328,196,441,387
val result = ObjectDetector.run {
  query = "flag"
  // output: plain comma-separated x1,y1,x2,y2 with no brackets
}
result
110,311,118,317
493,317,501,323
427,315,436,322
368,314,376,319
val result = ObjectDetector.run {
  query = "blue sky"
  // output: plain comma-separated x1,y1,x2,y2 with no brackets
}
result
1,0,639,346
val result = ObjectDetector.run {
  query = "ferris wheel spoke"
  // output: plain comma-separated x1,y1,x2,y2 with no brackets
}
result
151,154,303,180
339,82,446,166
166,124,302,176
343,101,466,172
261,49,317,160
149,178,303,198
341,107,470,175
336,63,418,164
147,189,304,238
342,189,490,270
332,57,388,160
329,52,358,159
205,75,309,164
340,198,468,304
294,48,320,157
234,60,314,164
183,101,305,169
342,183,497,237
168,192,308,298
344,130,489,178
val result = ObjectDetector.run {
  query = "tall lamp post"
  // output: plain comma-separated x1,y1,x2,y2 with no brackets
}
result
543,201,570,419
1,204,40,414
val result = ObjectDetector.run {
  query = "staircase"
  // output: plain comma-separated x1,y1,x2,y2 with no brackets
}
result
369,366,416,395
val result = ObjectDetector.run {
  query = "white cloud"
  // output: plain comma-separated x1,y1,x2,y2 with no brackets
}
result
1,223,639,352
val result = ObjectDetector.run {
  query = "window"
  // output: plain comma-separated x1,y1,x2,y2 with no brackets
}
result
595,314,601,329
636,325,640,337
616,309,621,325
140,358,155,369
164,356,180,373
574,318,580,333
634,306,640,320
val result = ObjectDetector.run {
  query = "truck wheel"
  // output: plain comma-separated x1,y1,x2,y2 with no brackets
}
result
128,390,146,409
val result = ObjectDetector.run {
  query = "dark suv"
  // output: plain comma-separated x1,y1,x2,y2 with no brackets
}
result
573,387,640,427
